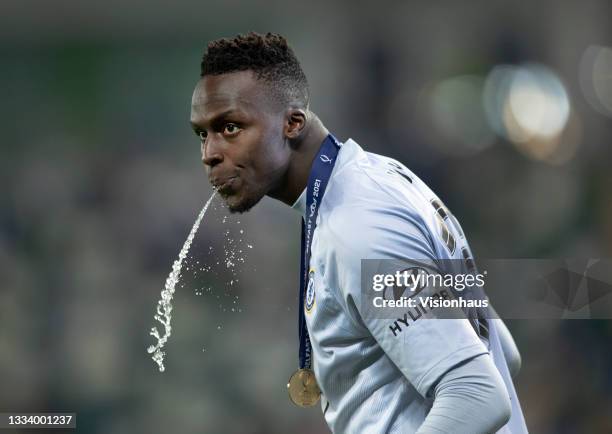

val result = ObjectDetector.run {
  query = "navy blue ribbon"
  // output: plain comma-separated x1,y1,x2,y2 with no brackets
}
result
298,134,341,369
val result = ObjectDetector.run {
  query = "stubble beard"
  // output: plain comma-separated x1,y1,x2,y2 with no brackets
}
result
224,188,266,214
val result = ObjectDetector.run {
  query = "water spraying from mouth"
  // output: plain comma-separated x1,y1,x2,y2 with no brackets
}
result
147,191,217,372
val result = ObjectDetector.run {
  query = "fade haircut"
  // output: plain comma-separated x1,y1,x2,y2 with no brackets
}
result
200,32,309,109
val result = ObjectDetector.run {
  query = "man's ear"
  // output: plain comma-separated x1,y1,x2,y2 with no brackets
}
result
284,109,307,139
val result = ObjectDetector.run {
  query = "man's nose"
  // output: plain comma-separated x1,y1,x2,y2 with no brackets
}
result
202,137,224,167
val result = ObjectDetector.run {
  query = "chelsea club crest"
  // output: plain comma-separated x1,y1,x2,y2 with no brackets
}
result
305,269,316,313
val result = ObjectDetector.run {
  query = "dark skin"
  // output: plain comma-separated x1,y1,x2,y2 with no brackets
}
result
190,70,328,213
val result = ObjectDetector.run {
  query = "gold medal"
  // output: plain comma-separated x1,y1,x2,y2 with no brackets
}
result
287,368,321,407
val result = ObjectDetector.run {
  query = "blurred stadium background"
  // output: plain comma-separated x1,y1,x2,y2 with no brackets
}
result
1,1,612,433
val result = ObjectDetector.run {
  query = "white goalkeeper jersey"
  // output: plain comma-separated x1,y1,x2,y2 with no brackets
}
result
292,138,527,434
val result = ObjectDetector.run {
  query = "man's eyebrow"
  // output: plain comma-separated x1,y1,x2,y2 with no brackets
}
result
191,109,245,130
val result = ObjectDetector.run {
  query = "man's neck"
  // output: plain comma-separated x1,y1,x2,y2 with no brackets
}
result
272,113,329,206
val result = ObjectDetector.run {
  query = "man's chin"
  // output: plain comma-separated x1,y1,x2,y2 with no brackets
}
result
223,192,262,214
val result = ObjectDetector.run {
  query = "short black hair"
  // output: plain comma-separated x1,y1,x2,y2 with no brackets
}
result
200,32,309,108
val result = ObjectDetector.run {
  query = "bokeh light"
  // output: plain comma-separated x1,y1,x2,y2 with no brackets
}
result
580,45,612,117
427,75,496,155
483,64,575,162
483,65,517,138
505,65,570,142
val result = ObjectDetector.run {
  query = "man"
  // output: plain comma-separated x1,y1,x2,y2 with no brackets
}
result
190,32,528,434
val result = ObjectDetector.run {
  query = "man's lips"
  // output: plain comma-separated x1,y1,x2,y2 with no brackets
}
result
211,176,238,194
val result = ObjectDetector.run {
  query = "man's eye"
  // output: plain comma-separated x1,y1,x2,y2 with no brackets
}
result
198,130,207,141
224,123,241,135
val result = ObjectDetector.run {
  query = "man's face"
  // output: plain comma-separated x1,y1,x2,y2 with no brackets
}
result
190,70,291,213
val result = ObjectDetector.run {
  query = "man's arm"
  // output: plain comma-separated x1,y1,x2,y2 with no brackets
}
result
494,318,522,378
416,354,511,434
327,205,513,432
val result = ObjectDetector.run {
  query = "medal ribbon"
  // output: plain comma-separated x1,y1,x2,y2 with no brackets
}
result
298,134,341,370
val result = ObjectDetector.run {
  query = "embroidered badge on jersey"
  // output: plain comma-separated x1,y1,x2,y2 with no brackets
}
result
305,269,316,313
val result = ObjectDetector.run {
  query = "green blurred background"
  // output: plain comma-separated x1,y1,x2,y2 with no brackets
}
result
1,1,612,433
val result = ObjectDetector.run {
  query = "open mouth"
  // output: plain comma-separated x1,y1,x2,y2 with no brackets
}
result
213,176,237,195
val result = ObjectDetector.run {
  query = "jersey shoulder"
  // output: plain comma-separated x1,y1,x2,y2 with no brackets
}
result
318,140,439,264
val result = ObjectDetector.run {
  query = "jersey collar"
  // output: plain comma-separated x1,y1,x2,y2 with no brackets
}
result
290,137,358,217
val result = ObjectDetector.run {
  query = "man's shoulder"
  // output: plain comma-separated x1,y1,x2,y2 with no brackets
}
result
314,138,449,265
329,138,431,209
322,138,432,237
319,203,435,261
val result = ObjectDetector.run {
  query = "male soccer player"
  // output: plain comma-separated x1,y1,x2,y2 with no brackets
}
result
190,32,528,433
